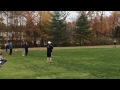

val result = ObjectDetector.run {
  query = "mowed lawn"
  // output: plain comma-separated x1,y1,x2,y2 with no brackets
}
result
0,45,120,79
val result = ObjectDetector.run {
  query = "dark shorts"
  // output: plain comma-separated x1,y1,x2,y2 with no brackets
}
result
47,52,52,57
114,43,116,45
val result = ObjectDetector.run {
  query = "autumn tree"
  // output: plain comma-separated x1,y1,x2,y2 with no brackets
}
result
0,11,6,46
37,11,52,46
107,11,120,39
2,11,10,41
66,21,76,46
113,26,120,38
19,11,38,46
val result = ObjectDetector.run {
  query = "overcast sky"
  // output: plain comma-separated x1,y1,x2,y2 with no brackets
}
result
66,11,112,22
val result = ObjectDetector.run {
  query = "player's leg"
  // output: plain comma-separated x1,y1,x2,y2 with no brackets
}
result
50,52,52,63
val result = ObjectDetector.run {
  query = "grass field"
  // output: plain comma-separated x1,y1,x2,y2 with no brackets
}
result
0,45,120,79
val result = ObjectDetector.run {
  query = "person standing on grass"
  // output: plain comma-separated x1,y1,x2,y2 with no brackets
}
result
113,39,117,48
9,42,13,55
5,42,9,54
25,42,28,56
47,41,53,64
21,41,25,56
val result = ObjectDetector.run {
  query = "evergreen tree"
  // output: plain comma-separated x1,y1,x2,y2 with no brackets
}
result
113,26,120,38
75,13,92,46
50,11,69,46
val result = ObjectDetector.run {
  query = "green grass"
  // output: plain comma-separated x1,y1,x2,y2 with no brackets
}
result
0,46,120,79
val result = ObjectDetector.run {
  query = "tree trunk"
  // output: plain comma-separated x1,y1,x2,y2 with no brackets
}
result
40,38,44,47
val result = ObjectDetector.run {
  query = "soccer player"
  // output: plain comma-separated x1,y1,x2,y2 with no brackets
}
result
47,41,53,64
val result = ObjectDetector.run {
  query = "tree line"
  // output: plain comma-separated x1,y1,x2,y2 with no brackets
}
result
0,11,120,48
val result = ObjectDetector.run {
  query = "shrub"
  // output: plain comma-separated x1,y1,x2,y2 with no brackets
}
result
91,37,112,45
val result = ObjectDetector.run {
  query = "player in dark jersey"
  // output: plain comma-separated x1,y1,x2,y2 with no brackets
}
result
47,41,53,64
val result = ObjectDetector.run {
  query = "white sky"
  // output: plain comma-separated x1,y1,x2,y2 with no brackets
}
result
66,11,112,22
66,11,78,22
